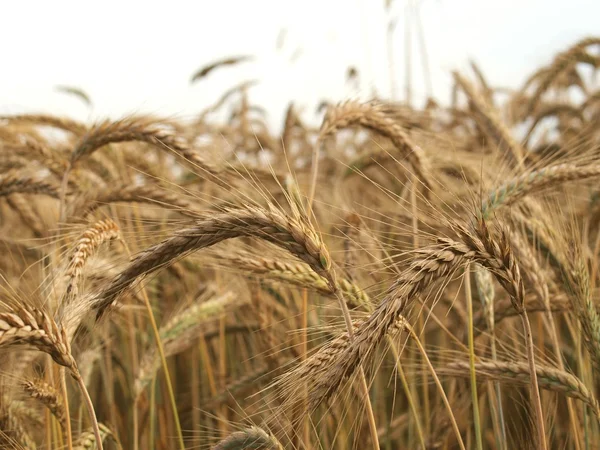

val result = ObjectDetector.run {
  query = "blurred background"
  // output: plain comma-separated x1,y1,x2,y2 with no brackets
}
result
0,0,597,129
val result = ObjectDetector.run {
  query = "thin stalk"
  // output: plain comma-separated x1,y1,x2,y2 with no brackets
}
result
100,327,119,443
47,359,57,449
140,287,185,450
578,342,590,450
389,340,426,449
60,368,74,450
45,406,52,450
302,288,310,447
74,370,104,450
520,310,547,450
191,346,201,443
216,269,228,439
358,372,380,449
218,315,227,438
411,174,429,436
545,299,582,449
475,265,507,450
489,330,508,450
405,324,466,450
465,266,483,450
126,307,140,450
149,375,157,450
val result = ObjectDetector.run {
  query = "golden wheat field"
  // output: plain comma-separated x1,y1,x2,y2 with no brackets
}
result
1,34,600,450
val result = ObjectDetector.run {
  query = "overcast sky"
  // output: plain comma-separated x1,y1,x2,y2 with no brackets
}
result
0,0,597,129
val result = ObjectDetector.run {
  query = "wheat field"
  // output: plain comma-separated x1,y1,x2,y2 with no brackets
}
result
0,36,599,450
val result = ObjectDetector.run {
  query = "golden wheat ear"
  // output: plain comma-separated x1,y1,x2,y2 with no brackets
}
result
318,100,433,192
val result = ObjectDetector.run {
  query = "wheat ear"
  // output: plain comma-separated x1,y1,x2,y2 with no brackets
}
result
0,306,103,449
319,100,433,191
482,163,600,218
213,426,283,450
22,379,67,431
446,361,600,422
64,219,121,302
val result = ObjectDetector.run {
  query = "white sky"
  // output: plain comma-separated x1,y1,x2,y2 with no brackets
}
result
0,0,597,129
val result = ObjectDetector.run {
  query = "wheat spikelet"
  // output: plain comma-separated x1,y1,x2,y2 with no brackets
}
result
197,80,259,121
473,295,569,334
21,379,67,431
0,306,76,370
274,316,407,416
297,236,475,409
281,103,297,152
523,102,584,145
469,60,494,104
64,218,121,301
